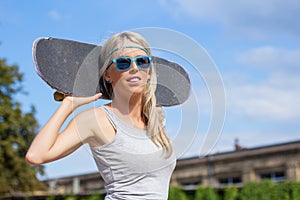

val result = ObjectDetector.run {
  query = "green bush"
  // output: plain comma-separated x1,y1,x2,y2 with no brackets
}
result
43,181,300,200
272,181,300,200
272,182,291,200
168,186,189,200
238,182,260,200
288,181,300,200
195,186,220,200
82,192,104,200
238,180,274,200
259,179,275,200
223,187,238,200
63,195,77,200
46,195,56,200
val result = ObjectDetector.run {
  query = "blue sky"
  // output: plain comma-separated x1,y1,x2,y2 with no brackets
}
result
1,0,300,179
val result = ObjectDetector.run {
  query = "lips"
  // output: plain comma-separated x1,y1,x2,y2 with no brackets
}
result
127,76,141,83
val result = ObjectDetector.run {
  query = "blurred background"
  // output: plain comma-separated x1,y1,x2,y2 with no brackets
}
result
1,0,300,199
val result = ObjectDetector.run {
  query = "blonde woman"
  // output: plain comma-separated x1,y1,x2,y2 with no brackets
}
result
26,31,176,199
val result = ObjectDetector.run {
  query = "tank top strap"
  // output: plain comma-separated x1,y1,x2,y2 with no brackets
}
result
100,106,118,130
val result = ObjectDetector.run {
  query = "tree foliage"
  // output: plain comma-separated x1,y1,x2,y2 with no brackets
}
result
168,186,189,200
223,186,238,200
272,181,300,200
0,58,46,195
195,186,220,200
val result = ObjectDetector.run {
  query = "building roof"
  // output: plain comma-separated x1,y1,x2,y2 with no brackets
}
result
176,139,300,168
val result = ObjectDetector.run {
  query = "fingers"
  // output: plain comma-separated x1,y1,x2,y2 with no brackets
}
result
68,93,103,107
82,93,102,102
53,91,66,101
94,93,102,100
53,91,102,108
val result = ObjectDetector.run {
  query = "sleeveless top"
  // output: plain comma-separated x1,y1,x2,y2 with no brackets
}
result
90,107,176,200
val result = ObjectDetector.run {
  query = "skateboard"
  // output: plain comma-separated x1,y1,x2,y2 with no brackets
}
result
32,37,191,106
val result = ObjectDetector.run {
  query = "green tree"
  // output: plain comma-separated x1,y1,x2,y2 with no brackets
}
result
272,182,291,200
82,192,104,200
273,181,300,200
195,186,220,200
258,179,274,200
289,181,300,200
238,180,274,200
238,182,259,200
223,186,238,200
168,186,189,200
0,58,46,195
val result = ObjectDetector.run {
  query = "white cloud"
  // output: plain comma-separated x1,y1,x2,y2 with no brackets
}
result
237,46,300,72
48,9,61,20
221,44,300,121
159,0,300,37
223,69,300,121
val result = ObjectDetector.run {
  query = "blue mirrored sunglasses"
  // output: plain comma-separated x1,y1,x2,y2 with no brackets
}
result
108,55,152,72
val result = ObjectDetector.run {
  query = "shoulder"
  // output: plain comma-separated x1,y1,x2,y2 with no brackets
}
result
73,107,107,123
73,106,115,146
72,107,111,134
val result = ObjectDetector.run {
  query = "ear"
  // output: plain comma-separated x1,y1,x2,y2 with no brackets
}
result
103,70,111,82
147,69,151,79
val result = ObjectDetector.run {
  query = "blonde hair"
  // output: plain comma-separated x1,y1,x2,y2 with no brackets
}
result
99,31,172,156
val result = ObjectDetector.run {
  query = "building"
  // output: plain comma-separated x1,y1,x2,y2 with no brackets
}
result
45,140,300,194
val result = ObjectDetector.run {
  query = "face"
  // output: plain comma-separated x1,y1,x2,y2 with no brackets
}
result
104,47,151,99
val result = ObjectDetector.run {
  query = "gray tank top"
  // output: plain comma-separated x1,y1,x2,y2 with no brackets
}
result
90,107,176,200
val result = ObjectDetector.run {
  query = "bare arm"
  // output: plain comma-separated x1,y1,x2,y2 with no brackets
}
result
25,93,102,165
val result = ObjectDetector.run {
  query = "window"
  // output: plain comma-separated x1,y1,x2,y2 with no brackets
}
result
218,176,242,186
260,171,286,182
177,177,202,190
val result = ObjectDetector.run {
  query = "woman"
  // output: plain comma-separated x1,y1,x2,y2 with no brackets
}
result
26,31,176,199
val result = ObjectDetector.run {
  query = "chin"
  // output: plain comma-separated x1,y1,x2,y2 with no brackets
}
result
128,86,146,96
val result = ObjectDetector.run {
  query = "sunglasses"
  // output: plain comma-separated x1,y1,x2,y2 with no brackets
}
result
108,55,152,72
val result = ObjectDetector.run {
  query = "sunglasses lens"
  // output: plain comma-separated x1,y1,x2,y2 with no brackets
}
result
115,57,131,71
136,56,151,70
112,56,152,71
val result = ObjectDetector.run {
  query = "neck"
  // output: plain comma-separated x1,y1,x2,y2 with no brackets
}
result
110,93,144,124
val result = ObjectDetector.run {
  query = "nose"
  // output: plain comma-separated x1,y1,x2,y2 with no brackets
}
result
129,60,139,73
